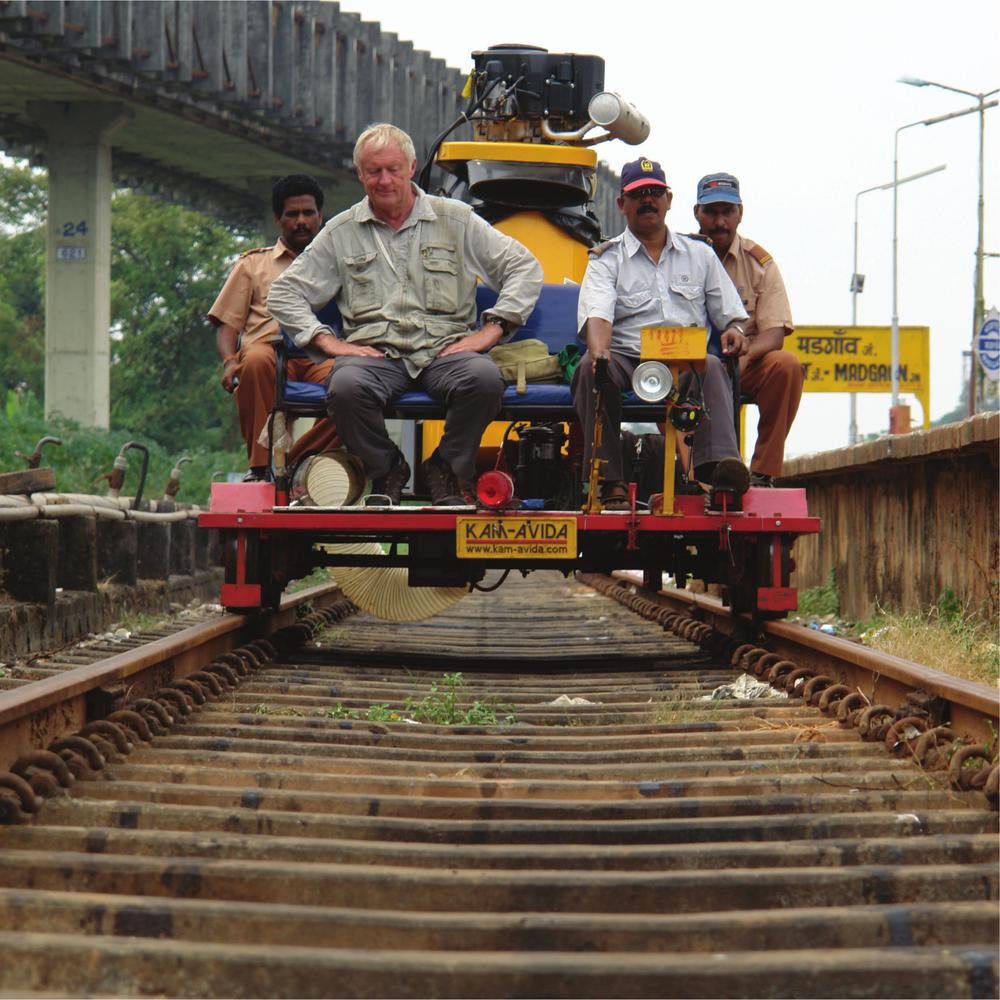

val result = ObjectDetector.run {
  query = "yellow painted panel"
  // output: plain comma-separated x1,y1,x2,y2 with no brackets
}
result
494,213,589,284
788,325,930,428
438,141,598,166
640,327,707,361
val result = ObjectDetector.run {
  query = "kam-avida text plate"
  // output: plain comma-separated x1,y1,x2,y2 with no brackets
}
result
456,516,577,559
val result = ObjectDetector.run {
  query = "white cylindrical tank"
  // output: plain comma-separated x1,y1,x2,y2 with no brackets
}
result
587,92,650,145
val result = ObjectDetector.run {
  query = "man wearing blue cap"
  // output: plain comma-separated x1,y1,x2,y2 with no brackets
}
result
694,173,802,486
574,158,751,509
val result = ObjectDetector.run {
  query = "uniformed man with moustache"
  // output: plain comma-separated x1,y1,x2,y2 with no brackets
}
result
694,172,802,486
209,174,336,481
574,158,750,510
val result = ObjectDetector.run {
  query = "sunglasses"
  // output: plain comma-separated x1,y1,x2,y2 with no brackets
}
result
624,186,668,201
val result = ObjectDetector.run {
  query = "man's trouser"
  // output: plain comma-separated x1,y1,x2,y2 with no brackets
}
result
327,353,504,481
571,351,741,482
739,349,803,478
233,339,335,468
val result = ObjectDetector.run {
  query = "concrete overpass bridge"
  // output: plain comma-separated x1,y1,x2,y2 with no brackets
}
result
0,0,620,427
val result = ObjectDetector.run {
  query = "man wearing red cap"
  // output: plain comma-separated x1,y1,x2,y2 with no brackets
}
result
574,158,750,509
694,172,803,486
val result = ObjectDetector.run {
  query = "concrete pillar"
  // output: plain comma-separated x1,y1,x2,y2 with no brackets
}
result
30,101,131,429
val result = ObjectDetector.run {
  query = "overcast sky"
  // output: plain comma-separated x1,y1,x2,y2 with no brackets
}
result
342,0,999,459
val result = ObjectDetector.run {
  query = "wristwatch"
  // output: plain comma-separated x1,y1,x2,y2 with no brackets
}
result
481,312,510,336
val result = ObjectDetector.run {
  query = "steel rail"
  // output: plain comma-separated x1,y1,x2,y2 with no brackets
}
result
0,571,995,998
608,570,1000,743
0,582,344,771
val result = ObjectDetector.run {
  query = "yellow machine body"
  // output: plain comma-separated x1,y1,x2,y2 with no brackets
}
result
422,142,598,458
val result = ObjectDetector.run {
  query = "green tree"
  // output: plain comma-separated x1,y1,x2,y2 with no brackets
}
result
0,228,45,395
0,162,47,396
0,159,257,453
109,192,250,450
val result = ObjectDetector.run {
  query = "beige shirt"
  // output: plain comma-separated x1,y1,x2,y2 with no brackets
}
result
267,187,543,377
721,233,793,339
208,242,296,347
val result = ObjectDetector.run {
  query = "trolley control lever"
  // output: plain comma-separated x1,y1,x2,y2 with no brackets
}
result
583,357,610,514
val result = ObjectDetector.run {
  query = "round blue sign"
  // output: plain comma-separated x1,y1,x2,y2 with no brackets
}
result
976,312,1000,381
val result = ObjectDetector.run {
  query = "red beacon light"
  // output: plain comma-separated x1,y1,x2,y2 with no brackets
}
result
476,470,515,509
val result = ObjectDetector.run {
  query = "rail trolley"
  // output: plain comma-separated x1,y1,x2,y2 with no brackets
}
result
200,45,819,619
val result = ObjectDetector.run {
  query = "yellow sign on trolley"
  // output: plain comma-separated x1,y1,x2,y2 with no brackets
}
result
640,326,707,361
788,325,931,427
456,516,577,559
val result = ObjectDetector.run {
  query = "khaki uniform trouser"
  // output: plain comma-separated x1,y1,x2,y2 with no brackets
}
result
739,349,804,478
233,339,337,468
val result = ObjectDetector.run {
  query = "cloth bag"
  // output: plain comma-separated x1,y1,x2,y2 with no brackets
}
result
488,339,563,394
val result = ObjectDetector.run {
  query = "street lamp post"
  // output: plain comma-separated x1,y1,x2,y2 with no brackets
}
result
898,77,998,416
852,164,945,444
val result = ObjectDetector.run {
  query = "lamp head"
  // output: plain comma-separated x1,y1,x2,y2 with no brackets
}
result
897,75,929,87
631,361,674,403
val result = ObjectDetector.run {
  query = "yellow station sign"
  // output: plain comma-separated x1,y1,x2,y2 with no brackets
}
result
788,325,930,427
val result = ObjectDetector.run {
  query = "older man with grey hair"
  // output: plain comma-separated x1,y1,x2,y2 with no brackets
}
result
268,123,543,505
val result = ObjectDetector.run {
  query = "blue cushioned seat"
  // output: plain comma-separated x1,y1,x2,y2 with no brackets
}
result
275,284,668,421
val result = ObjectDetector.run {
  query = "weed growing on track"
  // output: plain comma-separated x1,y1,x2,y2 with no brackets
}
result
324,672,517,726
405,672,517,726
651,697,720,725
110,610,166,633
856,593,999,687
253,704,304,717
795,581,998,687
325,703,407,722
797,569,839,618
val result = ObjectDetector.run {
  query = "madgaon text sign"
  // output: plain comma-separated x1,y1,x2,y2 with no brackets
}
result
787,326,930,427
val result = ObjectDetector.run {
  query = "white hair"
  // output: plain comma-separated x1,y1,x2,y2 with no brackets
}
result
353,124,416,170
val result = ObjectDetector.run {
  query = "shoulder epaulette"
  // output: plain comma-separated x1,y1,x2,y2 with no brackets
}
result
684,233,713,245
747,243,773,266
238,246,270,258
588,239,618,257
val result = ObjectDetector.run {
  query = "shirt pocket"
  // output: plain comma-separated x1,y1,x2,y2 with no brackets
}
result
343,252,379,315
420,243,459,314
616,288,654,316
669,282,703,302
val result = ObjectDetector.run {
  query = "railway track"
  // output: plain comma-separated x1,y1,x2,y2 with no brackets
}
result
0,572,996,998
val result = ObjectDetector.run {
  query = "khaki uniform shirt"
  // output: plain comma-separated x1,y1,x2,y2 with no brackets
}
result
721,233,793,339
208,242,296,347
267,187,543,377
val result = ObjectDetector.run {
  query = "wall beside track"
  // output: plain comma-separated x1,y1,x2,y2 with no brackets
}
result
0,510,222,656
781,412,998,622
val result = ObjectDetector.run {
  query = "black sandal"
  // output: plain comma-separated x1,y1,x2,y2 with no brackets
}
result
599,482,630,511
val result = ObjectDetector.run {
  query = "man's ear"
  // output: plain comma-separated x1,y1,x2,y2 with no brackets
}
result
616,195,625,214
